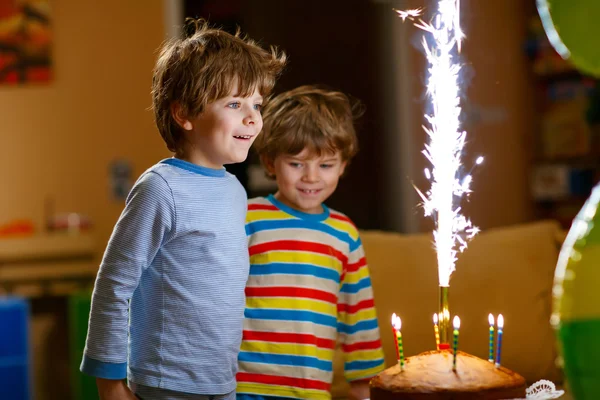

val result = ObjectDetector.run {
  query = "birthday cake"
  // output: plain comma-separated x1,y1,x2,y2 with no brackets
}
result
370,350,527,400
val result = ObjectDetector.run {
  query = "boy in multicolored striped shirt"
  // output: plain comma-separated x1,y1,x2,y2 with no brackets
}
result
237,86,385,400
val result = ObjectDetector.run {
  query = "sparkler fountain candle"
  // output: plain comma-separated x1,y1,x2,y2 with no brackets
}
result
369,3,564,396
397,0,481,349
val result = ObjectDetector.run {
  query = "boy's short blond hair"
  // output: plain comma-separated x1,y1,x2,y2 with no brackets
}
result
152,18,286,154
255,85,361,174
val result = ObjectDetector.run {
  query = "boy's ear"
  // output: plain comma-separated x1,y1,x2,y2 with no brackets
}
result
171,102,193,131
339,160,347,176
261,155,276,178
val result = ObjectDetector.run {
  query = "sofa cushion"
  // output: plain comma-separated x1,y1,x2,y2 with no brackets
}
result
330,220,563,398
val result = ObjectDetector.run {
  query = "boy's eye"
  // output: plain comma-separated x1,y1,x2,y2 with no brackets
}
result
254,104,263,111
320,164,334,169
289,162,302,168
227,102,241,109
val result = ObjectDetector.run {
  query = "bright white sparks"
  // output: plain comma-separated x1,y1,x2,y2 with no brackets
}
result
393,8,423,22
397,0,480,287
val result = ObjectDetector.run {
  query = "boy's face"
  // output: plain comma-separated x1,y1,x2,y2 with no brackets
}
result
179,82,263,168
267,148,347,214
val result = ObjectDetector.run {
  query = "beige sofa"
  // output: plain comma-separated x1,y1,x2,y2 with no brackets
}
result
331,220,569,398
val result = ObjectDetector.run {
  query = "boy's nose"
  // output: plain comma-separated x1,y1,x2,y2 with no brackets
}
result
243,106,260,126
303,168,319,182
243,114,255,125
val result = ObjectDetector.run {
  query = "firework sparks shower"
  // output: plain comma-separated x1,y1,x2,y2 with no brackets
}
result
395,0,481,346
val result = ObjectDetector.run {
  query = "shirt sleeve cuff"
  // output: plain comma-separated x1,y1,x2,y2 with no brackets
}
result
80,355,127,379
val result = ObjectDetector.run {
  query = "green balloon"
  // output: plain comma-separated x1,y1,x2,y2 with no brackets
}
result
537,0,600,77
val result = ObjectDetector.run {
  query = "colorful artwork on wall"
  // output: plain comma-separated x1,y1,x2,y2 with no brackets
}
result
0,0,51,84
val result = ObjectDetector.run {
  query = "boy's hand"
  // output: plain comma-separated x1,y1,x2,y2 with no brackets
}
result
348,380,371,400
96,378,137,400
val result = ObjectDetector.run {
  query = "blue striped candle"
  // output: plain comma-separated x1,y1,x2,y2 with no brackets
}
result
495,314,504,367
488,314,495,362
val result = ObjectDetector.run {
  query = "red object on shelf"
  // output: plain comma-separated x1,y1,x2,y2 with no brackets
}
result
0,220,35,237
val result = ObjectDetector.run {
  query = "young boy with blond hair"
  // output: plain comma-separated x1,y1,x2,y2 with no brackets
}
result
237,85,385,400
80,19,285,400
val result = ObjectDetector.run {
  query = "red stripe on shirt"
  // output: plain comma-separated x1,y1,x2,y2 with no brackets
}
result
236,372,330,391
329,212,352,224
250,240,347,264
246,286,338,304
342,339,382,352
337,298,375,314
248,204,279,211
243,330,336,349
345,257,367,273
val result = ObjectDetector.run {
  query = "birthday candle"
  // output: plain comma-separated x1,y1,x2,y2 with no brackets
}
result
488,314,495,362
392,313,405,371
452,316,460,371
495,314,504,367
391,324,400,360
433,313,440,350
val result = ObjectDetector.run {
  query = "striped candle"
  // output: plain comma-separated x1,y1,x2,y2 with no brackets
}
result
452,316,460,371
392,313,405,371
495,314,504,367
433,313,440,350
488,314,495,362
392,325,400,360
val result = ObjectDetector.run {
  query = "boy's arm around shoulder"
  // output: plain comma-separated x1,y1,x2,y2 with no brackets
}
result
81,171,176,379
338,231,385,386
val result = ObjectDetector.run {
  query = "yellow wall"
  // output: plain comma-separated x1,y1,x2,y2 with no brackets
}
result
0,0,168,257
461,0,536,228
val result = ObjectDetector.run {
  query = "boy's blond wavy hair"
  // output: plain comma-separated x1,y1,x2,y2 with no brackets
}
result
152,18,287,154
255,85,362,177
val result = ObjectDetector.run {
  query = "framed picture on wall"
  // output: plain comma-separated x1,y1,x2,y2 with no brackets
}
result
0,0,52,84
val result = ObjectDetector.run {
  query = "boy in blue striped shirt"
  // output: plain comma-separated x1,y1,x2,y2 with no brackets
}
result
80,18,285,400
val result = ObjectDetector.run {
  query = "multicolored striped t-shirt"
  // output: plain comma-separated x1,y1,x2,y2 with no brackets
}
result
236,195,385,399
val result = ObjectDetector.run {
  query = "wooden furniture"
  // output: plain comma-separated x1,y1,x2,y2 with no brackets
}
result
0,234,96,298
0,233,97,400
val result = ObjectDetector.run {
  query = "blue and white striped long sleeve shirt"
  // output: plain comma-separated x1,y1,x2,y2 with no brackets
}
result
81,158,249,397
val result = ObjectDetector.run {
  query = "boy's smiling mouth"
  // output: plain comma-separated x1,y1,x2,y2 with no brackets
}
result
298,189,322,194
233,135,254,140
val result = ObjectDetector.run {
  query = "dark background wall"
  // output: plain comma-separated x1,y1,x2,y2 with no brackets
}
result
185,0,391,230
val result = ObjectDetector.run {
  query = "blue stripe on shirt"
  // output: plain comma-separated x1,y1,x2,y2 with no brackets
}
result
245,308,338,328
337,318,380,335
340,276,372,294
249,262,339,282
238,351,333,372
345,358,386,371
246,219,350,243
